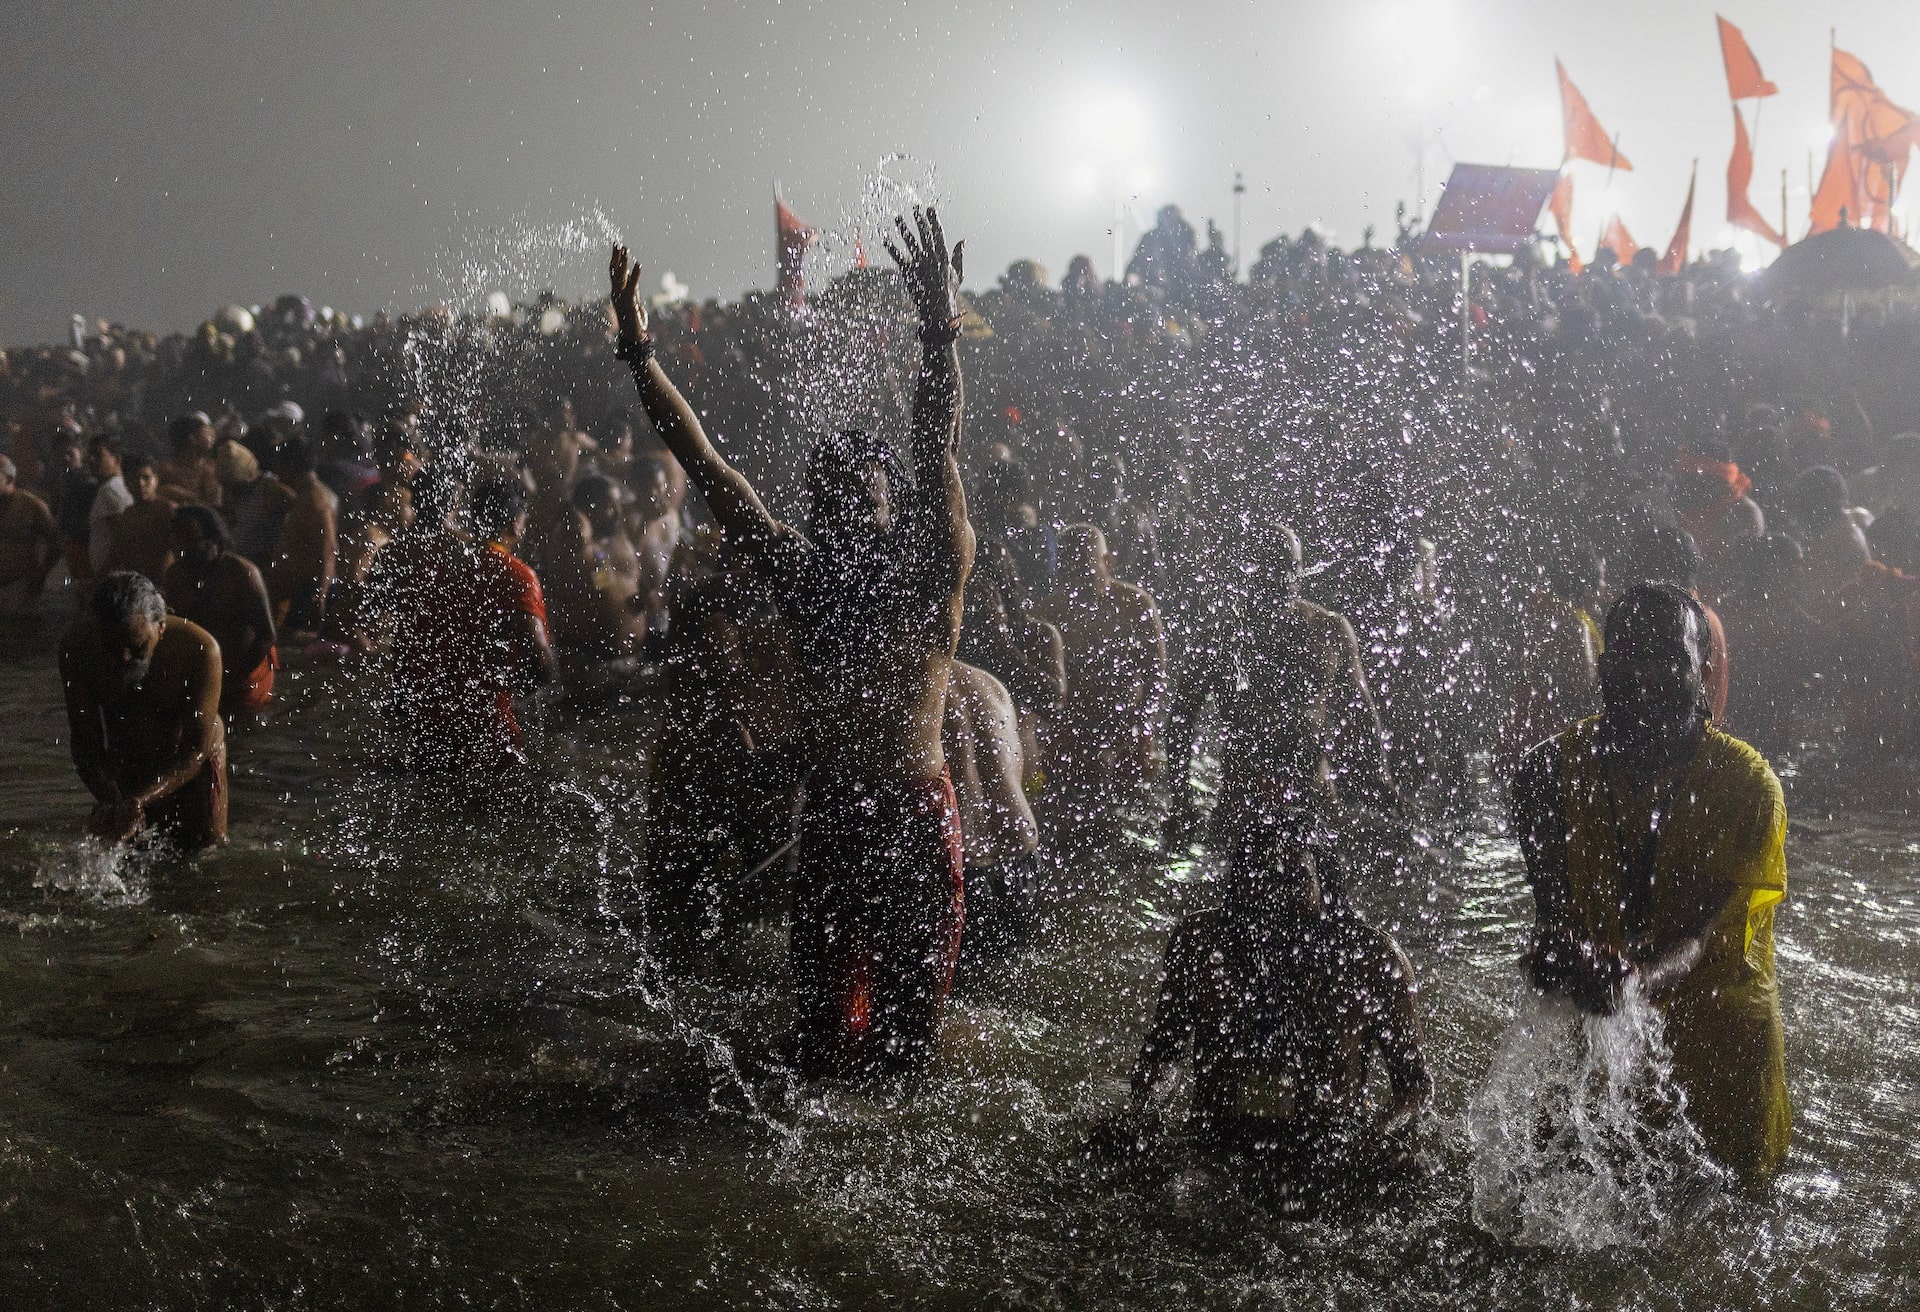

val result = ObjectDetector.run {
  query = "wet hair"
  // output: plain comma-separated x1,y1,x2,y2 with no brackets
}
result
806,429,908,527
1727,532,1803,598
469,478,528,538
273,435,317,477
571,472,619,515
1603,581,1710,671
172,502,232,551
126,454,157,479
167,413,211,451
88,433,123,460
91,570,165,630
1789,465,1848,532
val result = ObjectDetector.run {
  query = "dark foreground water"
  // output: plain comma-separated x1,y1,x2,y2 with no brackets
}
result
1,606,1916,1310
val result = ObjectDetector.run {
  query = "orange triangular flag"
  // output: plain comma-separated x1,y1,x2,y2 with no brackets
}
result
1728,106,1786,247
1716,17,1778,100
1809,132,1857,235
1599,214,1638,267
1549,171,1583,271
774,185,818,310
1658,166,1696,275
1557,59,1633,171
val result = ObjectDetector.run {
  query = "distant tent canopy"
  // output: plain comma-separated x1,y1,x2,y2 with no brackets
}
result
1761,226,1920,298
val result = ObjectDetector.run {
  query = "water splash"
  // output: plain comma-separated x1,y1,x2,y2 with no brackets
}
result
32,835,160,905
1468,982,1727,1250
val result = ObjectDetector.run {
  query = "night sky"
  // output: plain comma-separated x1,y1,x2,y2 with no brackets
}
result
2,0,1913,341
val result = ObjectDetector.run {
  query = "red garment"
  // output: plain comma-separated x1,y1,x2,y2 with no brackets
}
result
226,647,276,716
387,537,547,770
791,771,966,1078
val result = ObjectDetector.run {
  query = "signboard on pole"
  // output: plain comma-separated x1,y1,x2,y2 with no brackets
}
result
1422,164,1562,254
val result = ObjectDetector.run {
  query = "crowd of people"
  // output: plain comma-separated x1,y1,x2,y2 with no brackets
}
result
8,197,1919,1215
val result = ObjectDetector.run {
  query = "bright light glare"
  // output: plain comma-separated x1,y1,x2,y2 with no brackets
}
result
1060,83,1160,204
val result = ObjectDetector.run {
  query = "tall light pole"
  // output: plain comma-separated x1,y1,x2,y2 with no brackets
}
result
1232,170,1246,276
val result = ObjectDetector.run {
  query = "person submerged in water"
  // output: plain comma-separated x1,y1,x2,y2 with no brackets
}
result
59,570,227,851
609,209,973,1079
1512,581,1791,1186
1103,812,1432,1217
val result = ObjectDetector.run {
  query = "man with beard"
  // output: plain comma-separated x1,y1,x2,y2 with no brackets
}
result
1513,582,1790,1184
164,505,277,723
608,208,972,1079
59,570,227,850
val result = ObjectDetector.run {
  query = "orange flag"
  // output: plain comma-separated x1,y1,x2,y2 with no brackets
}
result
1825,48,1918,233
1810,132,1858,234
1716,17,1778,100
1658,166,1696,275
774,186,818,310
1549,171,1583,271
1599,214,1639,266
1728,106,1786,246
1557,59,1632,171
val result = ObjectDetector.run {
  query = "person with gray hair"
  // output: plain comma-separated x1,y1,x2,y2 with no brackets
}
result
0,453,60,605
58,569,228,850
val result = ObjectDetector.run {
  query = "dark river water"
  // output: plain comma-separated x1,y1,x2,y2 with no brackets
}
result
1,604,1916,1309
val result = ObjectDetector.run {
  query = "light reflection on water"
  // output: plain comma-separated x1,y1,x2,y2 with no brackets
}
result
0,621,1916,1309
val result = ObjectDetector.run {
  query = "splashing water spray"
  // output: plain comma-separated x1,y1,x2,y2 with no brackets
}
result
1468,981,1728,1249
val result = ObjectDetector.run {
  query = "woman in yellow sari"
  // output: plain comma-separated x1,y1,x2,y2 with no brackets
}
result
1511,582,1790,1183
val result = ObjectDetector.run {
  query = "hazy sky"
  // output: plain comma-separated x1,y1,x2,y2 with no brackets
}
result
3,0,1915,342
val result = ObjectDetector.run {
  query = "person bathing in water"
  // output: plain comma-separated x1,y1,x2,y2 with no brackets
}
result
609,208,974,1079
1512,581,1791,1185
59,570,228,851
1102,812,1431,1217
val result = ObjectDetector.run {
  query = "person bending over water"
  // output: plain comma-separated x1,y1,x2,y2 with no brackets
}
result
609,210,972,1079
1512,581,1790,1185
59,571,227,851
1107,814,1431,1217
164,506,278,724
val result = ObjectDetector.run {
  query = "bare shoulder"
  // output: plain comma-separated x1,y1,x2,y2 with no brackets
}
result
1297,598,1355,639
1342,915,1418,995
162,615,221,660
950,659,1015,716
1112,579,1160,621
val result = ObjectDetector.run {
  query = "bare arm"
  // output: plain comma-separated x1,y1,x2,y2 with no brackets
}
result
884,207,974,591
1372,939,1434,1131
238,561,278,674
128,634,223,812
608,246,786,558
1329,614,1399,810
58,637,121,803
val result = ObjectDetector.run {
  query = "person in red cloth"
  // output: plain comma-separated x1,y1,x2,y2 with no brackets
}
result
375,476,556,772
607,209,973,1080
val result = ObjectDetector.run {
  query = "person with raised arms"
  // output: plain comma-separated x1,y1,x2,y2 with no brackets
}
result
607,209,973,1079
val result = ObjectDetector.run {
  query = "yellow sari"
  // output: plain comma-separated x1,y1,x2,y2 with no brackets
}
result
1558,717,1791,1180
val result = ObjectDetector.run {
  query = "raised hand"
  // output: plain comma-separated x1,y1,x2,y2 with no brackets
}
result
608,244,652,361
884,206,965,333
